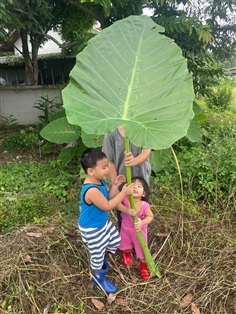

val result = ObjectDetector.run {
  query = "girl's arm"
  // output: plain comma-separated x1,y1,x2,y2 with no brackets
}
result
85,183,134,212
134,206,154,231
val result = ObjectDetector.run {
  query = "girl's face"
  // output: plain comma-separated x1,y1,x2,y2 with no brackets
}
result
132,179,145,199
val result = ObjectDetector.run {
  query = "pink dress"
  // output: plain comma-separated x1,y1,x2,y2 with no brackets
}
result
119,196,149,260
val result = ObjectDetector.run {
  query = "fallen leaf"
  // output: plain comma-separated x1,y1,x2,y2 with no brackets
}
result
44,227,53,234
180,293,193,308
115,298,128,306
191,302,201,314
24,255,33,263
26,232,43,238
107,293,116,304
130,274,139,282
91,298,104,311
43,304,50,314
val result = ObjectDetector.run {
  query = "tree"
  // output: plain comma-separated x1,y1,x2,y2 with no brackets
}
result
186,0,236,61
0,0,95,85
146,1,228,96
0,0,145,85
1,0,234,89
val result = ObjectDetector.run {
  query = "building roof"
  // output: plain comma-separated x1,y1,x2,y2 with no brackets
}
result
0,53,75,65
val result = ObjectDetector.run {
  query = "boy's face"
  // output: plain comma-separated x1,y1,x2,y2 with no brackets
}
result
90,157,109,180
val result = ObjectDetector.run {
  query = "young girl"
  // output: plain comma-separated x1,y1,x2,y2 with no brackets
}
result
117,176,154,280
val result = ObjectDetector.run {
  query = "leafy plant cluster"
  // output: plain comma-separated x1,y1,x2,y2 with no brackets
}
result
205,78,235,111
0,114,18,128
2,126,41,151
33,95,63,125
155,113,236,211
0,162,80,233
1,95,64,154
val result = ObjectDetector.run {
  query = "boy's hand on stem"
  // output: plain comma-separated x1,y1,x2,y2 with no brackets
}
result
121,183,134,196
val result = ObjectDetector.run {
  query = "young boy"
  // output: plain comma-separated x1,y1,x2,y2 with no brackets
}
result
79,148,135,294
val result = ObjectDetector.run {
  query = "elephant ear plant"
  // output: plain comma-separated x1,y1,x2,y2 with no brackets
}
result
62,15,195,277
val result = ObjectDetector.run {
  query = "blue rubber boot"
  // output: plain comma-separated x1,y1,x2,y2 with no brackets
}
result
92,269,117,294
102,254,111,272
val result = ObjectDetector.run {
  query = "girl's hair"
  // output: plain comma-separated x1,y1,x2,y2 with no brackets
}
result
132,176,150,202
81,148,107,173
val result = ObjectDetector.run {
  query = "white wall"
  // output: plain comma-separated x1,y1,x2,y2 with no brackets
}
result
0,85,63,125
14,30,62,56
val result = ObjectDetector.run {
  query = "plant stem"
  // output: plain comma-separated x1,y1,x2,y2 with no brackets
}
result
124,135,161,278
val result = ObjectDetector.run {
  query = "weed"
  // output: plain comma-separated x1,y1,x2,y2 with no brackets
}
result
34,95,63,125
2,125,41,151
0,114,18,128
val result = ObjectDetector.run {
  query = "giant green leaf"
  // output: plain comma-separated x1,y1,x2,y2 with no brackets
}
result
62,15,194,150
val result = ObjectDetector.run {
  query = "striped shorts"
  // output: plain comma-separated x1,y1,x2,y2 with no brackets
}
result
79,220,121,270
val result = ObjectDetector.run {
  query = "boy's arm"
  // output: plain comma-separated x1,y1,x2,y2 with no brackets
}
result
109,174,126,199
124,149,151,167
85,183,134,212
108,162,118,185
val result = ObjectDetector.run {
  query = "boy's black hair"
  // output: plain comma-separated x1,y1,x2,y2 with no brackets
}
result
132,176,150,203
81,148,107,173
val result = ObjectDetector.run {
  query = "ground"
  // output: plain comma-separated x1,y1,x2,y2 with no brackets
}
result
0,127,236,314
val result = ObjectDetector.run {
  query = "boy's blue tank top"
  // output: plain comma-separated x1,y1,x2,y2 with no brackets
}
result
79,180,109,228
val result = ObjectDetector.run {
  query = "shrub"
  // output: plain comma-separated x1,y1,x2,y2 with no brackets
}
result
154,117,236,211
205,79,234,111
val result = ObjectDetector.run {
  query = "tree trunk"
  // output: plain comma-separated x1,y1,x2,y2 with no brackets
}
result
30,33,39,85
20,29,39,85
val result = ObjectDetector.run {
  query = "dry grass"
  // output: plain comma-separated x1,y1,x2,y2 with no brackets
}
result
0,201,235,314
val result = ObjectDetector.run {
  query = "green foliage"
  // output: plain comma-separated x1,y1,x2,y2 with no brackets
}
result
151,1,233,97
154,115,236,210
0,195,53,233
187,54,225,97
40,117,81,143
0,162,78,199
0,115,18,128
205,79,234,111
34,95,63,125
0,194,78,233
2,126,40,151
0,161,80,233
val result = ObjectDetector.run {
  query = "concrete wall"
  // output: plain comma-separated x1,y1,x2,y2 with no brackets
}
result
0,85,64,125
